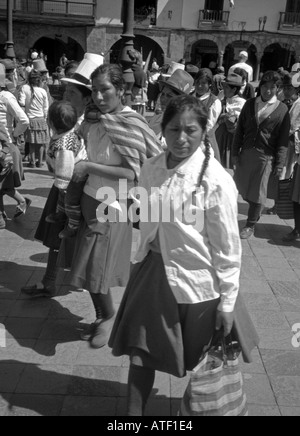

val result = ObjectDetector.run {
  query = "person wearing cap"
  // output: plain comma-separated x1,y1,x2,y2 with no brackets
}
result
233,71,290,240
229,51,253,83
32,58,53,106
18,69,49,168
215,73,246,168
21,53,97,299
0,63,31,228
194,68,222,162
129,50,148,116
148,69,195,148
234,68,255,101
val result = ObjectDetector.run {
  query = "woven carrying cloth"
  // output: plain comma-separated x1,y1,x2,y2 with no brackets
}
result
85,107,163,181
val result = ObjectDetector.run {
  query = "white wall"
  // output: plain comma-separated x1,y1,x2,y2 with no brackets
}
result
95,0,123,26
156,0,183,28
95,0,286,32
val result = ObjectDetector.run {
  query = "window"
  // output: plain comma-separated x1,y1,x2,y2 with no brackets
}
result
286,0,300,13
205,0,224,11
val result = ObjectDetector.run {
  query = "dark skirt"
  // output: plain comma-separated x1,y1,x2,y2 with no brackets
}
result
0,144,24,192
35,184,64,250
215,123,234,169
109,252,260,378
291,164,300,204
235,148,274,204
59,193,133,295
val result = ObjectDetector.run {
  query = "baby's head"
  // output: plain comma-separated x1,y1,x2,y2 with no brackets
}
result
48,101,78,135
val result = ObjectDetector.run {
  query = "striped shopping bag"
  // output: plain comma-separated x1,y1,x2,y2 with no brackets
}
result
180,335,248,417
276,179,294,220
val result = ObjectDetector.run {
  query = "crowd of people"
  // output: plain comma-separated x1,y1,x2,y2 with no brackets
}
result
1,46,300,416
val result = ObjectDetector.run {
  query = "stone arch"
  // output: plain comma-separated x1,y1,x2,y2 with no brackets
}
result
109,35,165,67
190,39,219,69
224,40,257,75
261,42,295,72
31,35,84,74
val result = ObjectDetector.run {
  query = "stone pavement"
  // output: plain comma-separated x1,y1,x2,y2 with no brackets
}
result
0,165,300,417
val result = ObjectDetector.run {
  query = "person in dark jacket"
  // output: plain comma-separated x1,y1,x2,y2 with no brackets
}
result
233,71,291,239
234,67,256,100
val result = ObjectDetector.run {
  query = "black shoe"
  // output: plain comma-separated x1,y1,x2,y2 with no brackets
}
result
282,229,300,243
80,322,99,342
45,212,67,224
21,283,56,298
14,198,32,219
59,227,77,239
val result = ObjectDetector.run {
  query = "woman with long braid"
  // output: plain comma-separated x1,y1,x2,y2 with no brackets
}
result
109,95,259,416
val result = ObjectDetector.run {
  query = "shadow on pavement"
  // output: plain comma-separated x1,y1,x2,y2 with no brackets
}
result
0,360,128,416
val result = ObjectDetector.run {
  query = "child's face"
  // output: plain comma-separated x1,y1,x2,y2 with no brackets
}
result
195,78,210,97
92,74,124,114
164,109,205,162
260,82,278,102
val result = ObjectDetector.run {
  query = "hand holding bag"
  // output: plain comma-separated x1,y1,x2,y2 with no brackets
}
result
180,332,248,417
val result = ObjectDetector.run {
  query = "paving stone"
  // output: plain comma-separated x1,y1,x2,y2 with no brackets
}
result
241,265,265,280
261,350,300,376
239,279,274,295
0,394,12,416
270,376,300,406
151,371,171,398
280,407,300,416
61,396,117,416
16,364,73,395
0,362,26,393
249,311,290,330
248,404,281,416
243,373,277,405
8,299,52,319
0,339,37,364
0,300,16,317
284,312,300,328
170,375,190,399
242,293,281,312
240,349,266,375
6,394,64,416
69,366,123,397
145,398,171,417
269,281,300,311
256,328,296,351
39,319,82,341
261,267,298,282
33,340,80,364
75,343,123,367
4,317,46,340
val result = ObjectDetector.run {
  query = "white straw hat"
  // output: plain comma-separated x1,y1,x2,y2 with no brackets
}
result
62,53,104,89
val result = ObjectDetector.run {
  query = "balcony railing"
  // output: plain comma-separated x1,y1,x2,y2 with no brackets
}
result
0,0,95,19
199,9,230,27
278,11,300,29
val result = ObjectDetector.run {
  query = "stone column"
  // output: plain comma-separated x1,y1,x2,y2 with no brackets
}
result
218,50,225,68
255,52,264,82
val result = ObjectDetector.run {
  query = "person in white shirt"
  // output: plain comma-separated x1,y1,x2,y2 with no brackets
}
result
229,51,253,83
194,68,222,162
18,69,49,168
109,95,259,416
215,73,246,168
0,64,30,227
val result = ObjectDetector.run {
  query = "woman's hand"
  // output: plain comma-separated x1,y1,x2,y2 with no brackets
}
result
216,311,234,337
72,161,89,182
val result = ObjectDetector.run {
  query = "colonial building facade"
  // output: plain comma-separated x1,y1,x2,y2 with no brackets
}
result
0,0,300,78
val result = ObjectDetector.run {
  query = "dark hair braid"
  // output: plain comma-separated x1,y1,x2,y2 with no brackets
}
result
198,135,211,187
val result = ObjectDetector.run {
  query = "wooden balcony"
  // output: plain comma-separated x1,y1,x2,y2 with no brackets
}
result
278,11,300,30
198,9,230,28
0,0,96,25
